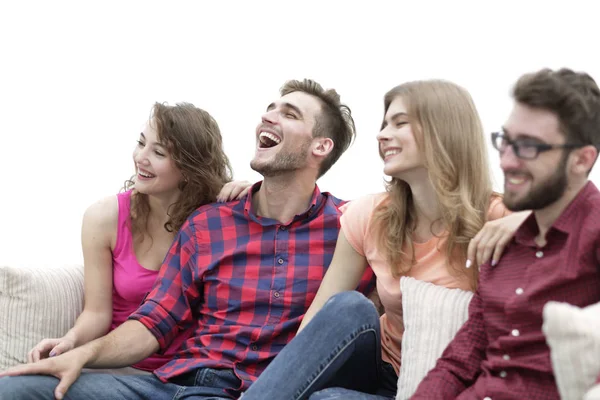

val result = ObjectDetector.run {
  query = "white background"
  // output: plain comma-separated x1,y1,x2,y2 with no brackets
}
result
1,0,599,266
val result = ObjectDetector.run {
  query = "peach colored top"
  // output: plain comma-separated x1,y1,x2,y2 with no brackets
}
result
341,193,508,373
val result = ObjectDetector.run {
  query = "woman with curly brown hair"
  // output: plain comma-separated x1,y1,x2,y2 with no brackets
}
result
27,102,250,373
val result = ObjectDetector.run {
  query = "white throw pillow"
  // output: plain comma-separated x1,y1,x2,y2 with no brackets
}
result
542,301,600,400
0,264,84,370
396,277,473,400
584,384,600,400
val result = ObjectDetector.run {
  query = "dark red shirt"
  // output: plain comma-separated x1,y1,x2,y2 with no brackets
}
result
412,181,600,400
129,183,375,393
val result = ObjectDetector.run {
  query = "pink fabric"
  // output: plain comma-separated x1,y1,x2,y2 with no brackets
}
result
111,191,189,371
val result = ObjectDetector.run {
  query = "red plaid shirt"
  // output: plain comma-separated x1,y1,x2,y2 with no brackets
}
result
412,181,600,400
129,182,374,393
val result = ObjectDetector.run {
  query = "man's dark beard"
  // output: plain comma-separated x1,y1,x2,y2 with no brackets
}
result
503,153,568,211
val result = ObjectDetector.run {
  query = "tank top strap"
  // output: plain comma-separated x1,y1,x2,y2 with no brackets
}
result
113,190,133,256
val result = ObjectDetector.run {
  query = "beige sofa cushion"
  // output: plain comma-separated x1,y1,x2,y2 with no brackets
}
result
396,277,473,400
0,264,84,370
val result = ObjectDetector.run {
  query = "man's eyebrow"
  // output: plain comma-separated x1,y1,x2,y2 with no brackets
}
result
266,101,303,117
282,102,303,117
501,127,542,141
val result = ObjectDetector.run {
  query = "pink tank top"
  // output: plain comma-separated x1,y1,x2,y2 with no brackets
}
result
111,191,189,371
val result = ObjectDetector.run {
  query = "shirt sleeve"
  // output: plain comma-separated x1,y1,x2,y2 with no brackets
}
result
128,217,203,352
340,194,384,256
410,288,487,399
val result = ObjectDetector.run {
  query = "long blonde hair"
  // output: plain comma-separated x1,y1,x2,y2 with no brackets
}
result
371,80,494,289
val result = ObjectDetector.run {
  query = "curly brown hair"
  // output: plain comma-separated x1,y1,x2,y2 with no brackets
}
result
124,102,233,239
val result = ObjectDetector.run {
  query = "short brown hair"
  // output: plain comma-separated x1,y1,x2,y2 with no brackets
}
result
280,79,356,178
512,68,600,150
125,102,233,238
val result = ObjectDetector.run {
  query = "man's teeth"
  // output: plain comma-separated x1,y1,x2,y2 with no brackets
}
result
259,131,281,145
507,176,526,184
384,149,400,157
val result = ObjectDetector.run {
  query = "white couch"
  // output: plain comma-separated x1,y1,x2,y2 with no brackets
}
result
0,264,84,370
2,264,600,400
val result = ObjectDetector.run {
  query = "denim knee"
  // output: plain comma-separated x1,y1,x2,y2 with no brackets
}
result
309,387,365,399
0,375,57,400
322,291,379,324
310,387,390,400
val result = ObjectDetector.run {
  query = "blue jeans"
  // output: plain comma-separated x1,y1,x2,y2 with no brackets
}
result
241,291,397,400
0,367,240,399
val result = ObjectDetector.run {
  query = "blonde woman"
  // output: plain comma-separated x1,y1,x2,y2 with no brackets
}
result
241,80,528,399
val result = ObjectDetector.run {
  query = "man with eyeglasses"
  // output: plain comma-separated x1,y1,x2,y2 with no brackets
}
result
410,68,600,400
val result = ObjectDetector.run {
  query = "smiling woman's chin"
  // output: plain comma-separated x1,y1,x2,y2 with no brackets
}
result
383,162,401,175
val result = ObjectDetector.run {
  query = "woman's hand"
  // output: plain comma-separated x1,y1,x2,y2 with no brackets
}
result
217,180,253,202
466,211,531,268
3,348,87,400
28,337,76,363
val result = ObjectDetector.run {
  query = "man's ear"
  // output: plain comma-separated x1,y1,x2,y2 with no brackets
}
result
312,137,334,157
571,145,598,175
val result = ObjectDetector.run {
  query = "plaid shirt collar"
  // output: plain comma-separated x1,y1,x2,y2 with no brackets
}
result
241,180,323,225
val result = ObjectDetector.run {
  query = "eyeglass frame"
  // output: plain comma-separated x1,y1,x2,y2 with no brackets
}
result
490,131,585,160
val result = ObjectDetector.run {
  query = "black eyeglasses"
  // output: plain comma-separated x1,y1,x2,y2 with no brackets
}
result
491,132,584,160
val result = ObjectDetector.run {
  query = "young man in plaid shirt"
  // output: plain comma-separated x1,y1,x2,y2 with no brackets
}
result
0,79,374,400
